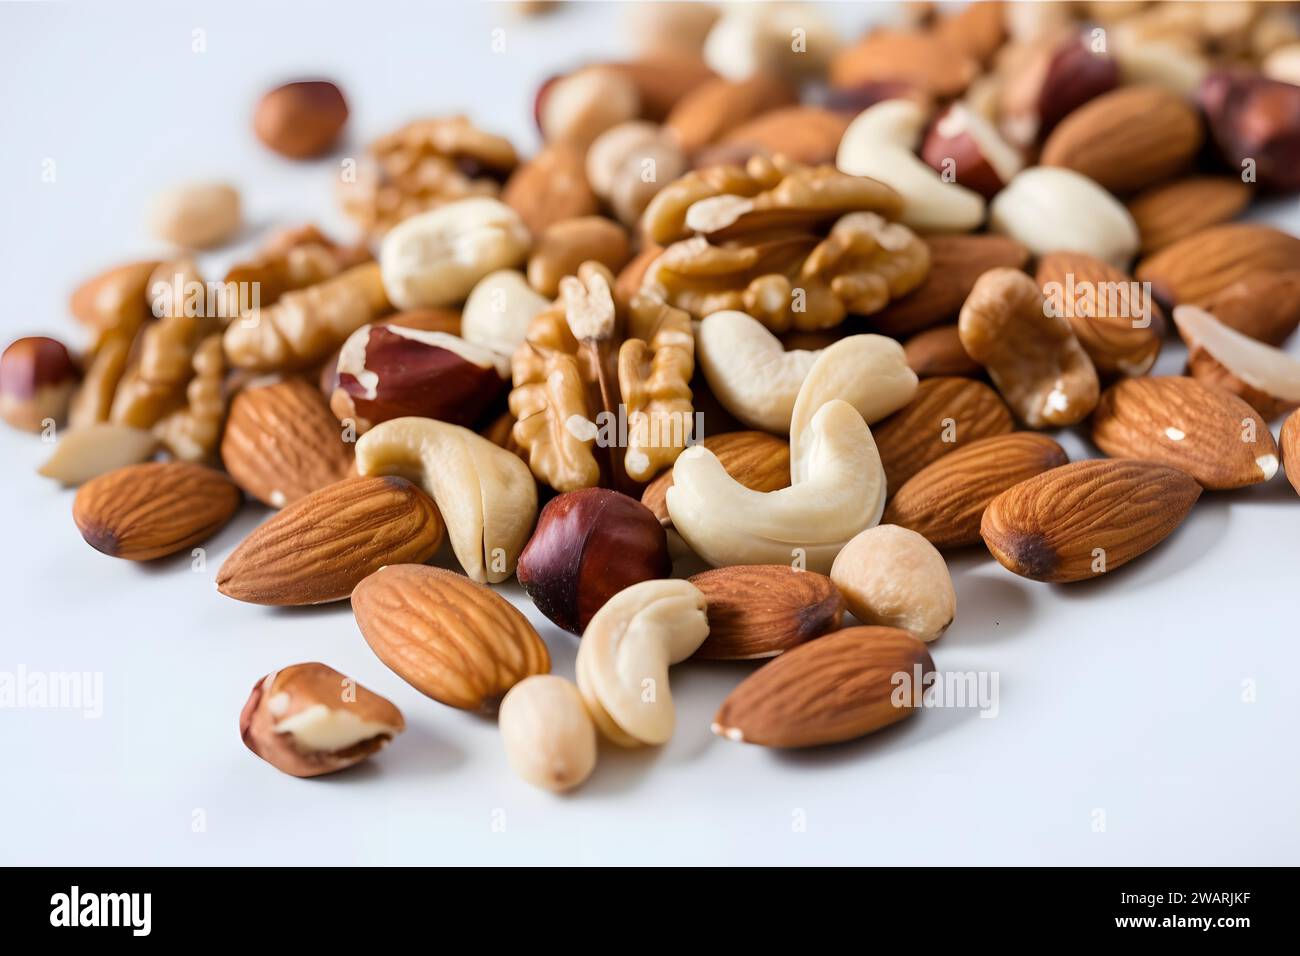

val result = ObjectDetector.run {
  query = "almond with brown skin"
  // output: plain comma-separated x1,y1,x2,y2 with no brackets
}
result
902,325,980,379
884,433,1068,549
352,564,550,711
221,378,354,508
1040,86,1203,194
501,142,599,236
870,234,1030,337
1036,251,1163,378
830,29,978,98
641,431,790,525
980,459,1202,583
1126,176,1252,255
704,107,851,167
712,626,934,748
1198,272,1300,346
872,377,1015,492
216,475,443,605
665,74,795,155
688,566,844,661
1282,411,1300,496
74,461,241,561
1091,377,1279,489
1136,224,1300,308
1185,347,1298,421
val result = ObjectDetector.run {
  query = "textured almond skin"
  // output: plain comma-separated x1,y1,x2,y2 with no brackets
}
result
352,564,550,711
501,143,599,237
1136,224,1300,308
641,431,790,525
1091,377,1278,489
884,433,1068,549
216,476,443,605
902,325,981,379
872,377,1015,491
1198,272,1300,346
1185,346,1297,421
1036,252,1163,378
712,626,933,748
1282,411,1300,497
221,378,354,508
73,461,240,561
707,107,850,167
1126,177,1251,255
981,459,1202,583
870,235,1030,337
1040,86,1202,194
688,566,844,660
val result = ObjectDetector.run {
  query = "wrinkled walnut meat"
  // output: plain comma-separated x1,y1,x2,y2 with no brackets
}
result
154,334,227,462
510,262,694,493
639,155,928,332
338,116,519,237
224,224,371,308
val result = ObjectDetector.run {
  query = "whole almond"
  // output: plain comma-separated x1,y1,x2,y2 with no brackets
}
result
216,475,443,605
981,459,1202,583
830,29,978,98
73,461,241,561
641,430,789,525
352,564,550,711
221,378,354,508
1040,86,1202,194
1126,176,1252,255
902,325,980,379
607,54,715,121
884,433,1069,549
872,377,1015,491
1091,377,1279,489
705,107,850,167
712,626,934,748
1036,251,1163,377
1136,224,1300,307
501,142,599,236
870,234,1030,337
253,80,348,159
665,74,795,155
1282,411,1300,496
688,565,844,660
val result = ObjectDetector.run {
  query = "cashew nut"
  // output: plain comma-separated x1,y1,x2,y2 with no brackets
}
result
462,270,550,355
696,310,821,432
354,416,538,583
575,579,709,747
788,334,917,481
989,167,1140,268
379,198,531,310
836,99,985,233
665,399,886,572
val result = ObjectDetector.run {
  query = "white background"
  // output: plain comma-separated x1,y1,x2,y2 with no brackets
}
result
2,0,1298,865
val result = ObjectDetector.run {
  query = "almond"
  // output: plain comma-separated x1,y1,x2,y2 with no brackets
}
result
703,107,850,167
902,325,980,379
501,142,599,237
1036,251,1163,377
1040,86,1202,194
1091,376,1279,489
215,475,443,605
872,377,1015,491
641,430,789,525
1186,347,1297,420
352,564,550,711
870,234,1030,337
1125,176,1252,255
665,74,795,155
608,53,716,121
688,565,844,660
1282,411,1300,496
980,459,1202,583
1136,224,1300,308
1173,304,1300,423
711,626,934,748
883,433,1068,549
1197,271,1300,346
220,378,354,508
830,29,978,98
73,461,241,561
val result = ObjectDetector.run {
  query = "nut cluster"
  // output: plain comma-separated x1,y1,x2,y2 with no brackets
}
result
10,1,1300,796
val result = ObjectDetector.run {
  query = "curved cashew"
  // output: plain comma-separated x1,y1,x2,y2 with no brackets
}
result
788,334,917,481
696,310,821,432
355,416,538,583
665,399,885,572
575,579,709,747
836,99,985,233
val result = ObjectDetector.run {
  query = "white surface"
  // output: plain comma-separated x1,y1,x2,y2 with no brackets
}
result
2,0,1299,866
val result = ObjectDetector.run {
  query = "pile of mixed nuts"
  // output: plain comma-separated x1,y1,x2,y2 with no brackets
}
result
4,1,1300,794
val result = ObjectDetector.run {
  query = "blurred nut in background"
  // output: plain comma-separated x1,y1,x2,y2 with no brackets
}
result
148,182,243,249
538,65,641,149
1200,69,1300,193
462,269,550,355
586,122,687,227
254,80,349,159
527,216,630,298
240,662,404,778
0,336,79,433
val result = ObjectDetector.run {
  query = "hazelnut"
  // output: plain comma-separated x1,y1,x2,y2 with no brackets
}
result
920,102,1023,199
330,323,509,434
239,662,404,778
253,80,349,159
1200,69,1300,193
527,216,631,298
998,33,1118,146
516,488,671,635
0,336,79,433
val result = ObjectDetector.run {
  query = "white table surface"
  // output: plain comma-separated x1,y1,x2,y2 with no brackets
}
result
2,0,1298,866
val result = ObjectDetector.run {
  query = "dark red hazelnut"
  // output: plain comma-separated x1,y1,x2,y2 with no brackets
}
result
921,103,1024,199
0,336,79,433
1201,69,1300,192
